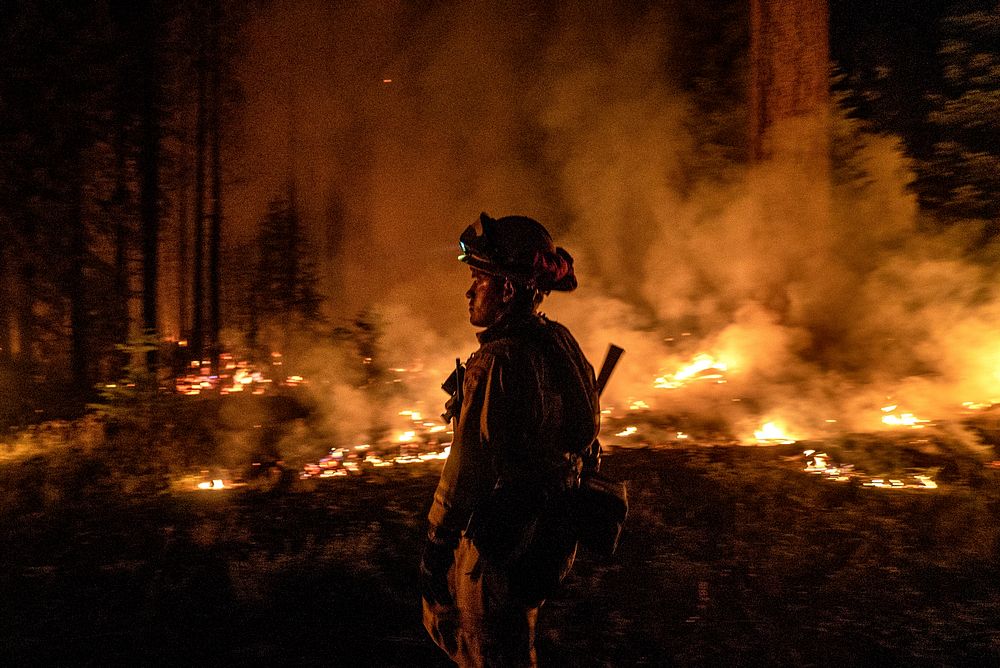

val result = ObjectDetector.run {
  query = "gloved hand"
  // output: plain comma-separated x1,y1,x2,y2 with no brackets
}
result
420,526,459,607
441,393,460,425
439,363,464,424
582,438,602,476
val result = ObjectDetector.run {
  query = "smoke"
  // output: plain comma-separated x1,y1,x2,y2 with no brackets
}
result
227,1,999,446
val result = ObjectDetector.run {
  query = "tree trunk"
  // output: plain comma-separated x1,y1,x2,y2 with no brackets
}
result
0,247,10,363
113,65,131,378
748,0,829,169
178,161,190,345
16,260,34,367
285,186,298,350
68,149,89,396
208,0,223,372
138,0,161,372
192,11,208,365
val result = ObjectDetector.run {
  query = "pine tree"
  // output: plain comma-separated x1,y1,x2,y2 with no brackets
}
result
917,6,1000,232
833,3,999,232
251,195,325,347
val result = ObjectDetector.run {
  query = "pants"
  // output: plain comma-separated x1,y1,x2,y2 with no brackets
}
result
423,537,541,667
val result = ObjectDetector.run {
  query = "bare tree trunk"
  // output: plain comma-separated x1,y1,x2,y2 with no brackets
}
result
178,161,190,345
192,12,208,365
0,247,10,363
16,260,34,367
68,149,89,396
208,0,223,373
284,90,299,351
748,0,829,170
749,0,831,319
285,183,298,351
112,68,130,378
138,0,161,372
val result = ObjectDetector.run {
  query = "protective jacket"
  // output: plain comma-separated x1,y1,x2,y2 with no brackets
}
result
424,311,599,666
429,311,598,544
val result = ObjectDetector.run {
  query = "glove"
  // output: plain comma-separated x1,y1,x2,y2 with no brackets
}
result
441,393,461,425
420,526,459,607
582,439,602,476
439,364,465,424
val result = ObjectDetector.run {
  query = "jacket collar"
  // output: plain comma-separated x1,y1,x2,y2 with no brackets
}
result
476,310,544,344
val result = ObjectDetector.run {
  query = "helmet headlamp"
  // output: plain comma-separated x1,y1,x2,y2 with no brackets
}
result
458,213,506,275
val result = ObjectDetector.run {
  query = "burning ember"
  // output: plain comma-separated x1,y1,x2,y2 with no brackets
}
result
802,450,939,490
654,353,729,390
803,449,852,481
301,407,452,480
188,471,248,492
175,352,304,396
301,443,450,478
863,476,938,490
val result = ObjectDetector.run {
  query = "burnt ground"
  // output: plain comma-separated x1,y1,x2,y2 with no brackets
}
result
1,443,999,667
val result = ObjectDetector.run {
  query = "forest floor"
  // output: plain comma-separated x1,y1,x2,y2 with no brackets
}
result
2,417,999,667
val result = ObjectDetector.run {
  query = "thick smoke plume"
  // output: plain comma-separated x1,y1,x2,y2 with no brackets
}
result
229,1,999,446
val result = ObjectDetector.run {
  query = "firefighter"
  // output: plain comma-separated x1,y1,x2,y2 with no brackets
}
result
421,213,600,666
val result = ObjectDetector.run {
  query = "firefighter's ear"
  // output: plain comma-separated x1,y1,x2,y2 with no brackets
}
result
502,278,516,304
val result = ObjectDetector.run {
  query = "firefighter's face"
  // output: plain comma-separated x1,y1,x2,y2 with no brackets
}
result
466,268,507,328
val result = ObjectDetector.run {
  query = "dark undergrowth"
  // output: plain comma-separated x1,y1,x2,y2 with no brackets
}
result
1,427,998,667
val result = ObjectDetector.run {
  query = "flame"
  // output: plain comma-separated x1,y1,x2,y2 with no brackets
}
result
615,426,638,437
753,421,796,444
880,405,930,428
197,479,226,490
654,353,728,389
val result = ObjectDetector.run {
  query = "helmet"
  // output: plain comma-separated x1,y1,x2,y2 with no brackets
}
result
458,212,578,292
